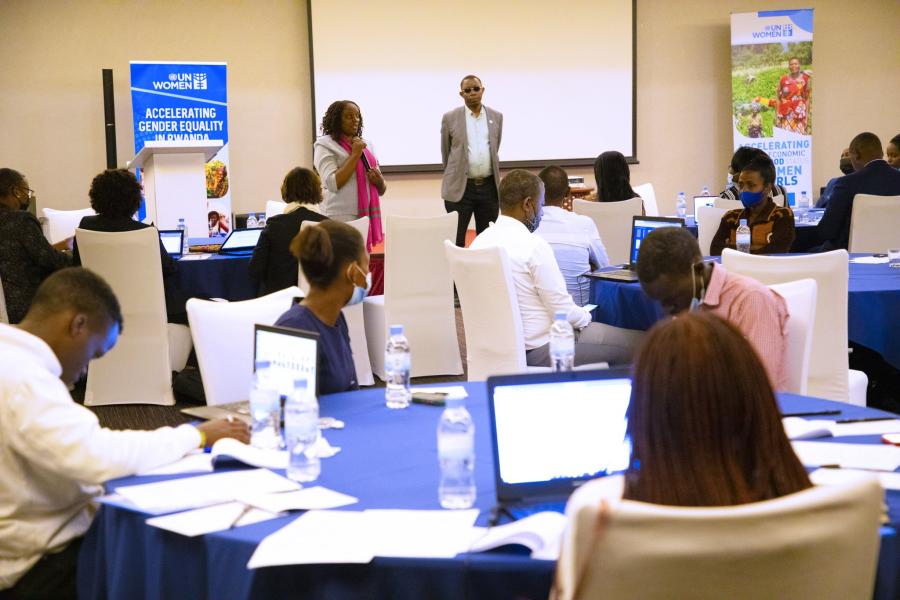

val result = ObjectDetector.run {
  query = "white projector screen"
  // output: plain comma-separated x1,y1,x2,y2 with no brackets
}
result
308,0,635,171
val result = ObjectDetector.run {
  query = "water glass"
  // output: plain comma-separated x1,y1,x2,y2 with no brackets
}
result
889,248,900,269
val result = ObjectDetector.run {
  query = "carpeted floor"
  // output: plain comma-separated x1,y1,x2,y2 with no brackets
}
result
79,308,469,430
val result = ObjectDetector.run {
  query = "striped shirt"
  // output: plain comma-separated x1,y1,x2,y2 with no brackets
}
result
701,264,789,391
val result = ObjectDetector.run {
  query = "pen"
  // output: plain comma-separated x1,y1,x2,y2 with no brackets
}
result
835,416,895,424
229,504,253,529
781,410,841,418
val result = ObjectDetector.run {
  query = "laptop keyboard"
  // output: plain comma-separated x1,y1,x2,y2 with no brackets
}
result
213,400,250,415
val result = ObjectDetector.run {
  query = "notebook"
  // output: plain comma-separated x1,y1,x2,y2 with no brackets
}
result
486,368,633,521
217,227,263,255
181,323,319,423
159,229,184,259
588,216,685,282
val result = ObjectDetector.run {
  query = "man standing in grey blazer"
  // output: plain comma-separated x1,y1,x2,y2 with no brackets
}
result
441,75,503,246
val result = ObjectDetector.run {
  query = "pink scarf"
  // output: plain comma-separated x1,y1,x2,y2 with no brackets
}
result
339,138,383,251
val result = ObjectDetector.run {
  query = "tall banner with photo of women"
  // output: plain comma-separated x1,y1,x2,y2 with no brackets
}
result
731,10,813,205
130,61,232,235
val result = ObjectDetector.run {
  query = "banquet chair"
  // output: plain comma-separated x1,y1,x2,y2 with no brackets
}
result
632,183,659,216
768,279,817,395
297,217,374,386
543,239,593,307
363,214,462,379
696,206,728,256
186,286,302,406
722,249,867,405
714,198,743,211
573,197,643,265
556,474,882,600
43,207,95,244
76,228,186,406
848,194,900,253
265,200,287,221
0,273,8,324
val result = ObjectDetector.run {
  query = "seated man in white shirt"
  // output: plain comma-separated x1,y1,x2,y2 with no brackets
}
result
534,166,609,305
0,268,248,598
470,169,642,367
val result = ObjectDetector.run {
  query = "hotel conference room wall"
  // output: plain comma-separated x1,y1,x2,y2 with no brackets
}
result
0,0,897,219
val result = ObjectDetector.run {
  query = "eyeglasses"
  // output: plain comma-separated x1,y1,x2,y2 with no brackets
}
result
18,187,36,200
461,86,482,94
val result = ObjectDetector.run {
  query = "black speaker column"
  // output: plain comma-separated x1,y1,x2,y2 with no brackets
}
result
102,69,117,169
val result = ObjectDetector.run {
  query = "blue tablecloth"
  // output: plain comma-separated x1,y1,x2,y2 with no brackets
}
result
78,383,899,599
176,237,257,301
591,256,900,368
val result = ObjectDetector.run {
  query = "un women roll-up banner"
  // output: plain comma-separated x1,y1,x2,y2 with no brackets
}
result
130,61,232,235
731,9,813,205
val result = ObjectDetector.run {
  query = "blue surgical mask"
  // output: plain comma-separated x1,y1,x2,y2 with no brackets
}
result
345,265,371,307
739,190,765,209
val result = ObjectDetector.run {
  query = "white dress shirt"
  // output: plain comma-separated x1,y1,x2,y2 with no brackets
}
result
470,215,592,349
0,324,201,590
535,206,610,305
465,107,492,178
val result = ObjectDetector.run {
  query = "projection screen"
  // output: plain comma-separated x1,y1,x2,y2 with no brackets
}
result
308,0,635,171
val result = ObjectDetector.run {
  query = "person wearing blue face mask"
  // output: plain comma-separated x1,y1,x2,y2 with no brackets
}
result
710,154,796,256
274,220,368,394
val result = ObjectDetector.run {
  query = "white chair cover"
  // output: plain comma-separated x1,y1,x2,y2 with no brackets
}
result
186,287,302,406
721,249,864,404
265,200,288,221
632,183,658,216
363,213,462,379
556,473,883,600
75,228,173,406
848,194,900,253
296,217,374,386
43,207,94,244
714,198,744,211
573,198,644,265
696,206,728,256
769,279,817,395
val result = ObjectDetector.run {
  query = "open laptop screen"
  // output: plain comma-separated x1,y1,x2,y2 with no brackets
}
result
159,230,183,258
630,216,685,266
253,324,319,396
220,228,263,253
488,369,633,502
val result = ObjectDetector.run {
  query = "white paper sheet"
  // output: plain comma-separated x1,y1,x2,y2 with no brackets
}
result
247,510,373,568
850,256,889,264
114,468,300,513
811,467,900,491
467,511,567,560
180,253,212,260
791,441,900,472
409,386,468,400
236,486,358,513
139,451,214,476
146,501,281,537
782,418,900,441
363,509,479,558
830,420,900,437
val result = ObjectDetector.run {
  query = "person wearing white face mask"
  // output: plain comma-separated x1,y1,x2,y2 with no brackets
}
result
274,220,369,394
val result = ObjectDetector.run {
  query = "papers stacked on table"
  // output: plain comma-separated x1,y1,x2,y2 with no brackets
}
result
783,417,900,440
791,441,900,472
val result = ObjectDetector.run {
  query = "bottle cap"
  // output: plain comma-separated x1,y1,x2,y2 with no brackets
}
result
739,219,747,226
446,396,465,409
293,378,308,390
554,310,566,321
254,360,271,370
390,324,403,335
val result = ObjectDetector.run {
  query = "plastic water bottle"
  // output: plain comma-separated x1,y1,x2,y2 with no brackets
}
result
438,397,476,509
797,190,810,222
549,310,575,371
284,378,321,482
258,215,267,228
385,324,411,409
676,192,687,218
246,213,258,228
700,185,710,197
736,219,751,253
249,361,281,450
177,218,189,255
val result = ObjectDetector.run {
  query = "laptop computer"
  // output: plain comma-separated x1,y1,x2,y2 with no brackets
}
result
181,323,319,423
217,227,263,255
159,229,184,259
486,368,633,522
588,216,685,282
693,195,717,219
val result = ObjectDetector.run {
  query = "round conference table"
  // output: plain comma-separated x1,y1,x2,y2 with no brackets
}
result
589,255,900,370
78,383,899,600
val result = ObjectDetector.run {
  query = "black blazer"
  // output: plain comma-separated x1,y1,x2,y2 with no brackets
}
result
248,206,328,295
817,160,900,251
73,215,188,324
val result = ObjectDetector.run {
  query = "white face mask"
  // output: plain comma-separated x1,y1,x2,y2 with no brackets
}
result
345,265,371,307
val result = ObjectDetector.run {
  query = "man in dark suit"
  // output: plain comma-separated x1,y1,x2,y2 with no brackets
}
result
817,132,900,251
440,75,503,246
